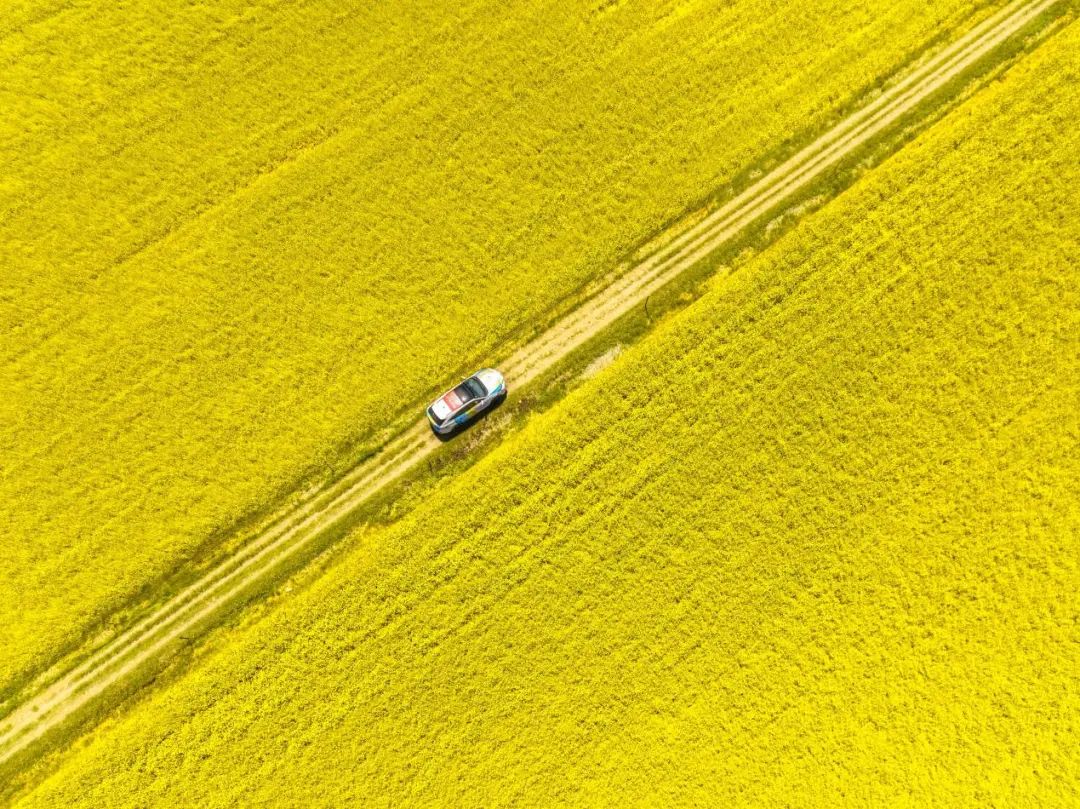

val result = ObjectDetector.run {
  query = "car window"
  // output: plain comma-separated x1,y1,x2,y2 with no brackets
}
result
459,378,485,401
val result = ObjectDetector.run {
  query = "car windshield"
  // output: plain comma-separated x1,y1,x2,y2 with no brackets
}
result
458,377,486,401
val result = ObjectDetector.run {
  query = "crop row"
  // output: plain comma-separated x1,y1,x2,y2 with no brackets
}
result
0,0,989,688
14,16,1080,807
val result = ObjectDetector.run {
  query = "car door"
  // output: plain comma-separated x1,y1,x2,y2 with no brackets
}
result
454,399,477,425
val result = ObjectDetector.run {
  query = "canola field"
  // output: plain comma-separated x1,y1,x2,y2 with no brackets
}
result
0,0,991,692
14,16,1078,807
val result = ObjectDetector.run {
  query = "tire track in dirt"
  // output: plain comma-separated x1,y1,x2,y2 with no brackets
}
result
0,0,1059,771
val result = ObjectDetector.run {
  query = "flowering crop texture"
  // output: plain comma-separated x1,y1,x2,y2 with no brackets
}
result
14,15,1079,808
0,0,987,688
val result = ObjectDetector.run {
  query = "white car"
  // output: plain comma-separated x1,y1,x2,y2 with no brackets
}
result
426,368,506,435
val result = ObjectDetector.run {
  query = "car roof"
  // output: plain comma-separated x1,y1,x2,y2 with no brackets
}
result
430,378,484,420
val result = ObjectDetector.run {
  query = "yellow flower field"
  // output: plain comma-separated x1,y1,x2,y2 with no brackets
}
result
0,0,990,690
14,14,1078,807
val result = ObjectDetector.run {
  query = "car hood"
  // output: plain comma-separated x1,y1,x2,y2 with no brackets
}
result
476,368,504,394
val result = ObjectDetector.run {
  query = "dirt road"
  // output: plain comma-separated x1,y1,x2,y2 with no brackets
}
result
0,0,1059,771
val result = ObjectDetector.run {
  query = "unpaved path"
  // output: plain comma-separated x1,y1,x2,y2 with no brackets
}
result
0,0,1059,770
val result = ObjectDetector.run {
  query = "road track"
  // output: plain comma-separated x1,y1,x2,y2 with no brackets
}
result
0,0,1060,771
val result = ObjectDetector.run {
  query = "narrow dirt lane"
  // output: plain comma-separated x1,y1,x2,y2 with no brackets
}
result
0,0,1061,772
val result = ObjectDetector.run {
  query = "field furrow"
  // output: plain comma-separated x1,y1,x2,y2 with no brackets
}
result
0,0,1063,774
11,5,1078,801
3,0,1002,693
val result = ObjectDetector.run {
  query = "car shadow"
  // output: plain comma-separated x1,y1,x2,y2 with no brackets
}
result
431,393,508,443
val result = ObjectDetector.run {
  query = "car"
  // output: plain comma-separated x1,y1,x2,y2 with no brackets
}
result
426,368,506,435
